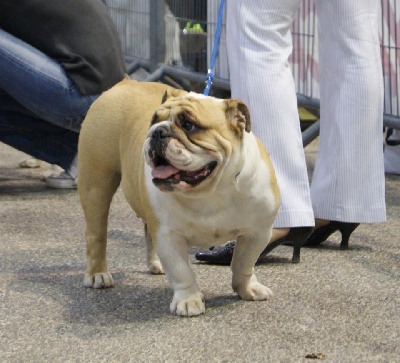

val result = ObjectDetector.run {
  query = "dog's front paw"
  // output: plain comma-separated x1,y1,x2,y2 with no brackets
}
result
232,274,273,301
235,282,273,301
84,272,114,288
170,290,205,317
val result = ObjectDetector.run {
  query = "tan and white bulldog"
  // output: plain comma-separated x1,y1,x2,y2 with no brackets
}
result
78,78,280,317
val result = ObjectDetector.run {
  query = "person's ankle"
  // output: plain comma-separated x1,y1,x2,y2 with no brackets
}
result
315,218,330,229
67,155,78,179
269,228,290,244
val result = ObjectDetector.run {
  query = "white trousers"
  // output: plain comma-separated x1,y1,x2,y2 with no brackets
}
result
226,0,386,227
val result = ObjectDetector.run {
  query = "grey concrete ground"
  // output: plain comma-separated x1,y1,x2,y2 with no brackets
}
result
0,140,399,363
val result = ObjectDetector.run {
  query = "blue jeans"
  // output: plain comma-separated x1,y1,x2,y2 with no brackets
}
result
0,28,99,170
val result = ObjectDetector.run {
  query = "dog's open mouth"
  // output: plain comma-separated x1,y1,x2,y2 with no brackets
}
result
152,160,217,187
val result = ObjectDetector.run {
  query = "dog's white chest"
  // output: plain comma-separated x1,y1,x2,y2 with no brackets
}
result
157,187,275,248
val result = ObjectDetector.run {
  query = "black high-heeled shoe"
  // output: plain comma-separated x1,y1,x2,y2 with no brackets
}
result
304,221,359,249
194,227,314,265
264,226,314,263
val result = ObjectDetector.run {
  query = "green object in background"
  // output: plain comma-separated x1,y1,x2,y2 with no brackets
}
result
184,21,204,33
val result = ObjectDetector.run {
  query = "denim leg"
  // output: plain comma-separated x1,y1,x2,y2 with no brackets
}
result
0,113,78,170
0,90,78,169
0,28,99,132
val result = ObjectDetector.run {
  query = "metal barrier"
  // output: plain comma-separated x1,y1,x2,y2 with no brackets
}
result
381,0,400,127
105,0,400,145
292,0,400,144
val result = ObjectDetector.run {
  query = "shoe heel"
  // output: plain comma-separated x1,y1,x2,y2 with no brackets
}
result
336,223,360,250
288,227,314,263
292,244,301,263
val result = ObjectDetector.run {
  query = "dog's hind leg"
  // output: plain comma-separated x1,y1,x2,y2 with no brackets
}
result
78,168,121,289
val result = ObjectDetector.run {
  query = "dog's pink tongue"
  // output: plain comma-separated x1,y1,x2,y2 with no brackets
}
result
151,165,180,179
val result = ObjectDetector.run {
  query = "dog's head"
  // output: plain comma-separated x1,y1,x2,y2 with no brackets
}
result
143,89,251,193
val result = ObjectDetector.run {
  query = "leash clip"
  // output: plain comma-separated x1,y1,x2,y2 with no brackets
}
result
203,69,214,96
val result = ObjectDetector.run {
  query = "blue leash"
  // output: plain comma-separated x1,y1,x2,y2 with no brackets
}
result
203,0,225,96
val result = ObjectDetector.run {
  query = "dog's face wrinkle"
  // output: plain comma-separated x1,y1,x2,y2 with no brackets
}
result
171,113,218,155
158,122,209,157
176,110,207,134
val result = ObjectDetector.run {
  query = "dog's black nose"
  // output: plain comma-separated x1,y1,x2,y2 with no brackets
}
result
152,125,169,140
150,125,170,160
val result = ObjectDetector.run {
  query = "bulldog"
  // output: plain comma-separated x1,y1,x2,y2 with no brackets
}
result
78,78,280,317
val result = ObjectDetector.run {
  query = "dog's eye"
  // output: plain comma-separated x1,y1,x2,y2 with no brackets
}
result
182,120,197,132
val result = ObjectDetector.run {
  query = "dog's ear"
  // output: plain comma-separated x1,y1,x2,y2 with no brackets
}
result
225,99,252,133
161,88,187,104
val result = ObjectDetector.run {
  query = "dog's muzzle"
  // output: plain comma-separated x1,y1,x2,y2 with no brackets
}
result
148,125,170,164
